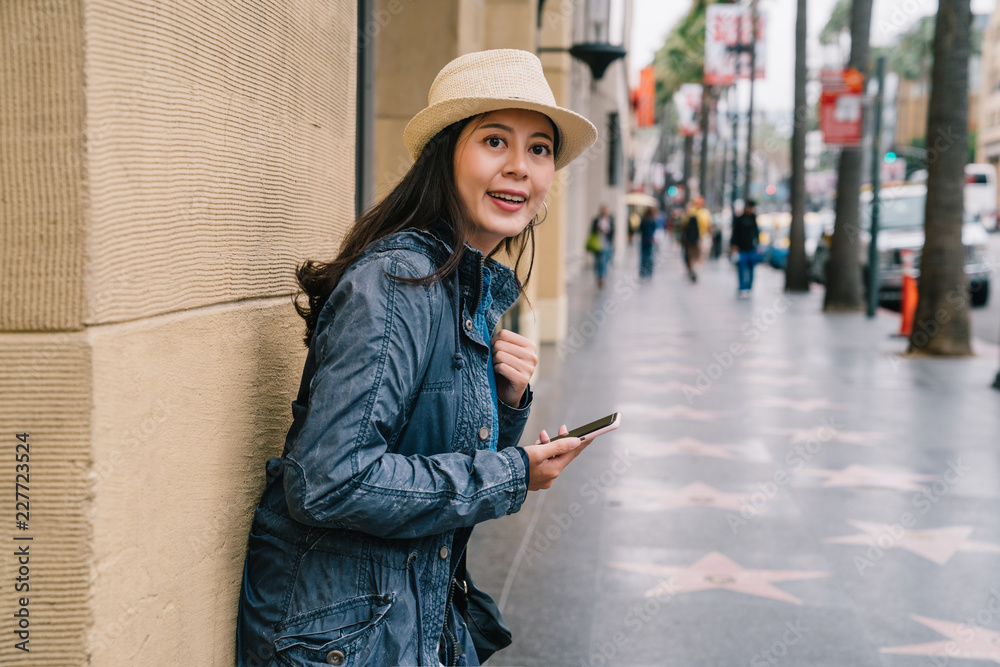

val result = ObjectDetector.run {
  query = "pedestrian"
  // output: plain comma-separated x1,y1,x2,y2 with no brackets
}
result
627,207,640,245
730,199,760,297
639,206,657,278
236,49,599,667
589,203,615,288
682,195,710,282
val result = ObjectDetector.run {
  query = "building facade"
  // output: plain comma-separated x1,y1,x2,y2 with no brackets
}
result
0,0,624,663
978,7,1000,166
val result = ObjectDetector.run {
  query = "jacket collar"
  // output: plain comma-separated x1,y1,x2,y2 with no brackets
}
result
368,229,522,317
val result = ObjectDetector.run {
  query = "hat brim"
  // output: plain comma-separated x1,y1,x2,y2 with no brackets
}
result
403,98,598,171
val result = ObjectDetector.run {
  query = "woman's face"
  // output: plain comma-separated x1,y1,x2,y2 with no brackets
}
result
453,109,557,254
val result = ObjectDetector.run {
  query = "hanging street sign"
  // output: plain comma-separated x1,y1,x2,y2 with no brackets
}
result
819,68,865,146
705,4,767,86
675,83,703,137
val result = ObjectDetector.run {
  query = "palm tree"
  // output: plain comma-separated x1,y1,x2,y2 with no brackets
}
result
785,0,809,291
908,0,972,355
654,0,714,204
823,0,873,312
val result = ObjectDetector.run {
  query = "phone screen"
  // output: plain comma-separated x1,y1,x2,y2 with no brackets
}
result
553,413,619,440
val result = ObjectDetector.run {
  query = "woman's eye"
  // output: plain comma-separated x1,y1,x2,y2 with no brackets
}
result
486,137,505,148
531,144,552,156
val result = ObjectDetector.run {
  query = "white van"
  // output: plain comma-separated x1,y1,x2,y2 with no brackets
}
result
965,163,998,231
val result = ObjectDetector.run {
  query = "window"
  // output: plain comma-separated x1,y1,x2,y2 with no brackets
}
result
607,112,621,186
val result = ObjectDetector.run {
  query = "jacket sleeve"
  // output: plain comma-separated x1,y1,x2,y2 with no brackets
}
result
497,386,532,450
281,251,528,539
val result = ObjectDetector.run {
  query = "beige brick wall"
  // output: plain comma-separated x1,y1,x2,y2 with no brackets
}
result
0,1,356,664
88,299,304,665
0,1,87,331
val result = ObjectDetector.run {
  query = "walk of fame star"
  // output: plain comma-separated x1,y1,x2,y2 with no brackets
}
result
741,357,793,369
882,615,1000,662
798,464,938,492
766,425,883,446
825,520,1000,565
742,374,810,387
607,551,829,605
622,378,712,395
754,396,847,412
608,482,752,512
632,361,702,376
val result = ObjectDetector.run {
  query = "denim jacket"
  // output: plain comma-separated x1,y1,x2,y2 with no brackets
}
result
237,229,532,667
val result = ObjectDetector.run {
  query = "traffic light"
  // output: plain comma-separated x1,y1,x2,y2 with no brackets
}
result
884,151,897,164
667,185,679,197
765,184,777,196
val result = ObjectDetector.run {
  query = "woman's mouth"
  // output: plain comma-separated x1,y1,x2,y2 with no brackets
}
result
488,191,526,212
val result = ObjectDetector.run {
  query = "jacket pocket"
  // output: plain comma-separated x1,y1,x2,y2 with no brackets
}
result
272,593,393,667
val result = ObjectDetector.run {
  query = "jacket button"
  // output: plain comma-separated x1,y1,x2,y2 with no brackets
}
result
464,319,474,331
478,427,490,441
439,545,449,559
325,650,345,665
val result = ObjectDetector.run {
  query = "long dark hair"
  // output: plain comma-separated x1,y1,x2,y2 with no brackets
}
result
293,115,539,347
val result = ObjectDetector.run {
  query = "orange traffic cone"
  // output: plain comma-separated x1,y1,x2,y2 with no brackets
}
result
899,249,918,337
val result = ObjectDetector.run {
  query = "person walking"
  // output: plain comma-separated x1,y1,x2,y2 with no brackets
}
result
589,204,615,287
730,199,760,297
638,207,657,278
236,49,599,667
682,195,711,282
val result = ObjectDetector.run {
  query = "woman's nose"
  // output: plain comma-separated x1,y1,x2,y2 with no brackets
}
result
504,148,529,178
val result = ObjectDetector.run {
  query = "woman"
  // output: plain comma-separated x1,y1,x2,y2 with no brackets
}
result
237,50,598,667
589,204,614,287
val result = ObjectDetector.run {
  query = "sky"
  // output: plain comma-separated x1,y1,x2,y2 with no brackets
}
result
629,0,997,113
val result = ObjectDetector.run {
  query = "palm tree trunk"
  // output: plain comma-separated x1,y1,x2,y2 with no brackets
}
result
786,0,810,291
823,0,873,311
908,0,972,355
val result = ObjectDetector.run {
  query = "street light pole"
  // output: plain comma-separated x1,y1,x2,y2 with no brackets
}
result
743,0,758,202
866,56,886,318
728,14,749,219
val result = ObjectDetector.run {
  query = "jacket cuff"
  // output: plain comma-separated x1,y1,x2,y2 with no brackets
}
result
516,446,530,489
497,385,532,449
499,447,528,515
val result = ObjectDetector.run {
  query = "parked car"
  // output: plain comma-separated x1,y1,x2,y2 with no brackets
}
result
965,163,999,232
767,213,827,270
809,184,991,306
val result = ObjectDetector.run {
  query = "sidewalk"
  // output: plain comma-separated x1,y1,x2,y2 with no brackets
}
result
469,242,1000,667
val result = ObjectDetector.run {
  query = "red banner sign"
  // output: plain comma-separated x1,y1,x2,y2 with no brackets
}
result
819,69,864,146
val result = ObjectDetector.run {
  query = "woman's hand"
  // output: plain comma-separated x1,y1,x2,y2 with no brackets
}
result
523,425,588,491
491,329,537,407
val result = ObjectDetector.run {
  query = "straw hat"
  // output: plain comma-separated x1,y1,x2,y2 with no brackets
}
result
403,49,598,171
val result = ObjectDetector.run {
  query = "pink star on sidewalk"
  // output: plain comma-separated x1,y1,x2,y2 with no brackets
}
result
622,378,712,395
657,437,746,459
743,374,810,387
741,357,793,369
609,482,752,512
608,551,829,605
767,426,883,446
619,403,730,422
754,396,848,412
659,405,730,422
633,361,701,376
626,436,770,462
825,521,1000,565
882,615,1000,663
798,464,938,492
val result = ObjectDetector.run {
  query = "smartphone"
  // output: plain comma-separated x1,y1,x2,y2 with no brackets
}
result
551,412,621,443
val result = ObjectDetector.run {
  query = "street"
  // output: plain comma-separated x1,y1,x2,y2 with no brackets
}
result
469,243,1000,666
971,233,1000,347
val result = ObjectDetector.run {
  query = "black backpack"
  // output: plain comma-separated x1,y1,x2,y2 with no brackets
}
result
684,215,700,243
